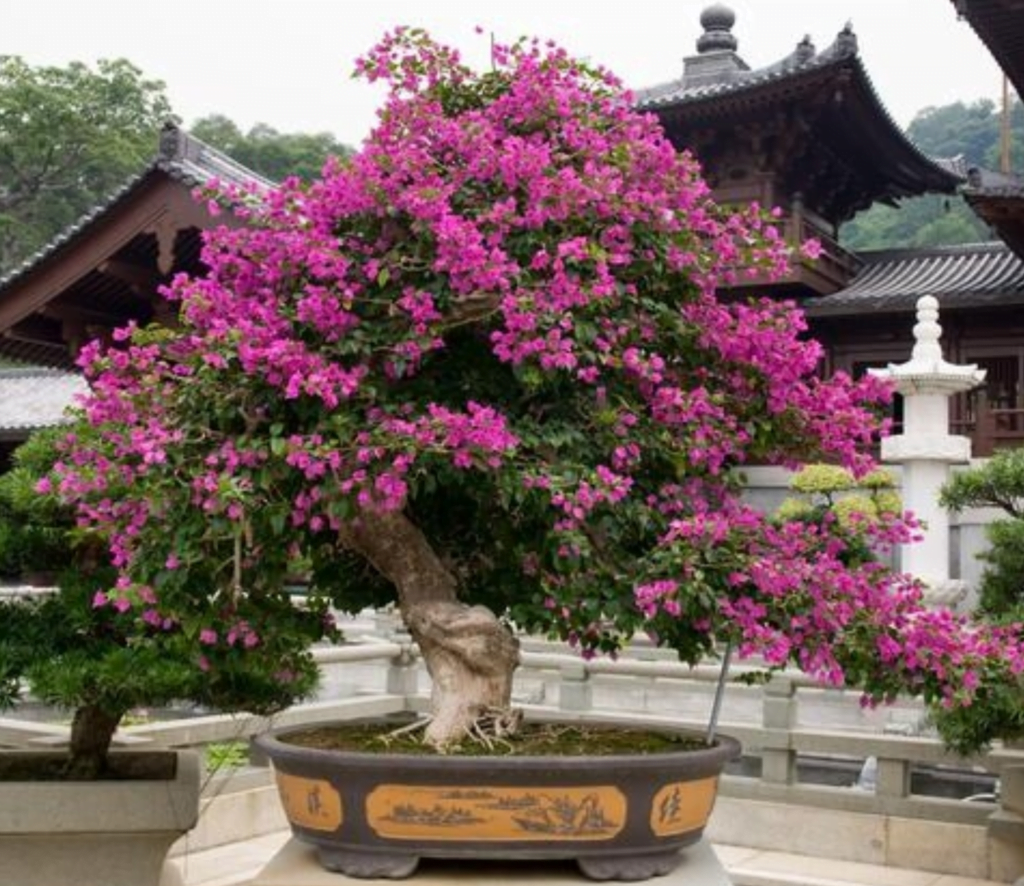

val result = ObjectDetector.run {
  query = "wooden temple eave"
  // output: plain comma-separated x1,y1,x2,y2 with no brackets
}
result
965,194,1024,260
652,55,958,225
39,299,136,330
96,258,161,294
955,0,1024,101
2,316,69,368
0,176,211,342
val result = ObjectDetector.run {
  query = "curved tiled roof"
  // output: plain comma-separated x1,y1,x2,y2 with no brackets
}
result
635,24,961,196
966,167,1024,196
953,0,1024,101
0,124,273,294
0,368,88,434
635,26,858,110
803,242,1024,317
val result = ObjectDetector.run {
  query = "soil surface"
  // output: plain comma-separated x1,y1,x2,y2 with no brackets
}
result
0,751,177,781
281,721,708,756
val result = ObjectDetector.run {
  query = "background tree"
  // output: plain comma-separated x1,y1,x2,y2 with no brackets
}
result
190,114,350,182
932,450,1024,752
840,194,990,251
941,448,1024,619
0,425,332,777
0,56,172,274
841,97,1024,250
910,99,1007,162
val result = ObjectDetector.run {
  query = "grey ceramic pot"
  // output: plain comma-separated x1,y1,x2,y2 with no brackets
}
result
255,720,740,881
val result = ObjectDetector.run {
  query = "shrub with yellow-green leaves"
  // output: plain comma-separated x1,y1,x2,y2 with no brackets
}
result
775,466,902,566
782,465,900,530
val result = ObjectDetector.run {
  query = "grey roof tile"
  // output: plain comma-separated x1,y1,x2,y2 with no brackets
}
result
0,368,88,433
966,166,1024,198
635,24,860,108
803,242,1024,317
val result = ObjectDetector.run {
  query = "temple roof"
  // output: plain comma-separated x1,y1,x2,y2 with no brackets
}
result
803,242,1024,317
0,124,271,368
0,368,87,439
636,16,857,110
635,9,961,227
953,0,1024,100
964,182,1024,261
951,0,1024,262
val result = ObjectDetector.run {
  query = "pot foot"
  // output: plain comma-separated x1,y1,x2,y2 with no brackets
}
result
578,850,681,881
318,847,419,879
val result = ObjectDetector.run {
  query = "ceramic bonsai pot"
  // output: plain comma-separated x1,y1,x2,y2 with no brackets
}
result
255,721,740,881
0,749,201,886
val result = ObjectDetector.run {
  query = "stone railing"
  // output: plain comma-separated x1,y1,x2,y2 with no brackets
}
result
2,629,1022,880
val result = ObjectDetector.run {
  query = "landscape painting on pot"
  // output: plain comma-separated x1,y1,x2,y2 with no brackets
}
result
36,24,1024,882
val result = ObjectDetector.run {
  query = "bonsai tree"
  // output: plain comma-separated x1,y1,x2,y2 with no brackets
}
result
0,429,77,582
52,29,1024,760
0,429,334,778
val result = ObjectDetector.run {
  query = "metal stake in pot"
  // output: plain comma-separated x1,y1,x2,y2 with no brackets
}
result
706,641,732,745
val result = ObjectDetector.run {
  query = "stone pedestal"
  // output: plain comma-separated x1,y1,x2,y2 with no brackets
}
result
244,838,732,885
0,750,200,886
990,766,1024,883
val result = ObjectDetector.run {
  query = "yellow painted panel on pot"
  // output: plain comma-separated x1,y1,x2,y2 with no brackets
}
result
275,772,343,832
367,785,626,841
649,776,718,837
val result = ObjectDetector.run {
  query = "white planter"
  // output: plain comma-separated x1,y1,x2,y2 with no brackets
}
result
0,750,200,886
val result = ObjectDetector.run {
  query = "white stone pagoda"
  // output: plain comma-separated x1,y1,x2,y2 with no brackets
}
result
870,295,986,601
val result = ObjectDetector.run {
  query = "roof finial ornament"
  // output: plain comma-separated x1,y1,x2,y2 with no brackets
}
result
158,121,182,162
835,21,858,56
697,3,738,54
795,35,815,64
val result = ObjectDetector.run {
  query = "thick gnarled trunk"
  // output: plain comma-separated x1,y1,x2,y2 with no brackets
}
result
339,510,520,748
405,601,520,748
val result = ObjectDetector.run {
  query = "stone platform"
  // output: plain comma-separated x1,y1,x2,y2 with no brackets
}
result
173,830,1014,886
243,838,731,885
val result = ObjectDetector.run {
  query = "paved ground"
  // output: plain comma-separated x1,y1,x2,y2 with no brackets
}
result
173,831,1011,886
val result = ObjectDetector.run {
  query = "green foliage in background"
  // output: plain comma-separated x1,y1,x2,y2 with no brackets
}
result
190,115,351,183
0,56,172,273
941,448,1024,618
0,427,76,579
935,449,1024,752
841,98,1023,250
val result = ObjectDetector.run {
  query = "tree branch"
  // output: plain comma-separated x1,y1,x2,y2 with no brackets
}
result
337,509,458,612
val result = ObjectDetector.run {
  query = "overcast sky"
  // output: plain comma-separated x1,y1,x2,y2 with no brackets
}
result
4,1,1009,148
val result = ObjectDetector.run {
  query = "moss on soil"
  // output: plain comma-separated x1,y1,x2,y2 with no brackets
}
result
281,721,708,756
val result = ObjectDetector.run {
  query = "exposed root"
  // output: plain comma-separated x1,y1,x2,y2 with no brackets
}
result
379,715,434,746
467,706,523,752
377,707,524,754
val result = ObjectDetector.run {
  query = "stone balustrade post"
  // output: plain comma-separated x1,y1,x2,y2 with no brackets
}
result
558,661,593,712
874,757,911,798
761,677,797,785
386,641,419,699
990,765,1024,883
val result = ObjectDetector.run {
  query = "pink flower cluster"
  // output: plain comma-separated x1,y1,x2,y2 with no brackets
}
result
46,27,1024,715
